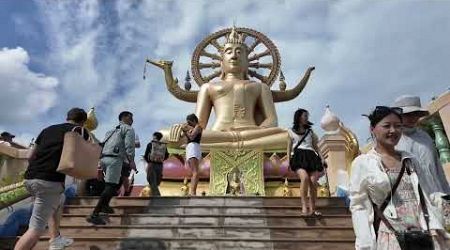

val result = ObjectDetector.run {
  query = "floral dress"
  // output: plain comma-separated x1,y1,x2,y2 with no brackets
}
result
377,168,448,249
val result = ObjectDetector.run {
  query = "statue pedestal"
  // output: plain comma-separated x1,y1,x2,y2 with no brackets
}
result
209,150,265,196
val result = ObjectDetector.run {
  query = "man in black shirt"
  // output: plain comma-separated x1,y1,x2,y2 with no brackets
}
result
15,108,88,250
144,132,169,196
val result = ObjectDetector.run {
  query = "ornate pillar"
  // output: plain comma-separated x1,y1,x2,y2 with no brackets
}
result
318,135,349,195
427,91,450,180
428,92,450,137
318,106,358,196
429,116,450,164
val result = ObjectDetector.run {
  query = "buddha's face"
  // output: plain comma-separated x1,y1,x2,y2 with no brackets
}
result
221,43,248,75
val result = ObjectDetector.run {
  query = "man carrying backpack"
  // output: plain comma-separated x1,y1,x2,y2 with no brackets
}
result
86,111,136,225
144,132,169,196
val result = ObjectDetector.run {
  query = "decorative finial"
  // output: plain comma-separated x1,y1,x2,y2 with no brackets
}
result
278,70,286,91
282,177,291,197
180,177,189,196
184,70,192,91
85,107,98,131
320,105,340,133
226,26,245,45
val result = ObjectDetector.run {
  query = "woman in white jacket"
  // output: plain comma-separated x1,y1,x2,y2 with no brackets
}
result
349,106,448,249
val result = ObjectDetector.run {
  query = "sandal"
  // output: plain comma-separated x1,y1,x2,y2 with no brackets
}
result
311,211,322,217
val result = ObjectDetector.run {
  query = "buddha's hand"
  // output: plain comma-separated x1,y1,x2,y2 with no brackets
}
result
168,124,185,142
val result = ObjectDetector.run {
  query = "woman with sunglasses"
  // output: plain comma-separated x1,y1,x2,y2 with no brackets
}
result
349,106,448,249
288,108,326,216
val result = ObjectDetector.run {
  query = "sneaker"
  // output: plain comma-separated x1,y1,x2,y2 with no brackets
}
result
86,214,106,225
100,206,115,214
49,235,73,250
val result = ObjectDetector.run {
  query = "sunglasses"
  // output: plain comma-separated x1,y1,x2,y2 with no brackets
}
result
374,106,403,115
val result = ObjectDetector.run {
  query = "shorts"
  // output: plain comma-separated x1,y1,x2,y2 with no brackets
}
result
186,142,201,160
101,157,123,184
24,179,65,231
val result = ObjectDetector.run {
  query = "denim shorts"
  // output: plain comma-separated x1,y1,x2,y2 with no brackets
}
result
24,179,65,231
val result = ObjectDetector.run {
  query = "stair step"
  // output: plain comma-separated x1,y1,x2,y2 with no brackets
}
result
0,196,354,249
0,237,350,250
68,196,346,207
32,237,355,250
63,205,349,215
60,214,353,227
56,225,355,239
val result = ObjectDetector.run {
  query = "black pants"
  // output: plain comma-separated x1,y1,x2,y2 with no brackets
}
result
85,179,105,196
93,182,120,215
147,163,163,196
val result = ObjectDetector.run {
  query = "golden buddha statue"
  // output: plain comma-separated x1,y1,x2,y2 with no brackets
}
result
147,27,314,151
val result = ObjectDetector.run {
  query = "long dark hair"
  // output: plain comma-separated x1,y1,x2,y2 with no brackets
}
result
293,108,312,131
186,113,199,124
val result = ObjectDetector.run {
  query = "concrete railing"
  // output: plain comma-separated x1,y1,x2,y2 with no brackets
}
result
0,144,30,207
0,144,29,185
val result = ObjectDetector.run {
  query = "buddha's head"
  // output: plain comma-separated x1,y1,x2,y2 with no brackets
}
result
220,27,249,79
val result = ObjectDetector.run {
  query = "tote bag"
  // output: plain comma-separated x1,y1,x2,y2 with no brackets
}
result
57,127,101,179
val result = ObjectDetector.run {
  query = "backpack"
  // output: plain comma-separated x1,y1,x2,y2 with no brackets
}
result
149,141,167,163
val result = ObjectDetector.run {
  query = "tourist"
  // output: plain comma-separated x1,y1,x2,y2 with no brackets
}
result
182,114,202,196
349,106,448,249
288,108,325,216
14,108,89,250
144,132,169,196
87,111,136,225
393,95,450,195
0,131,27,149
0,131,14,147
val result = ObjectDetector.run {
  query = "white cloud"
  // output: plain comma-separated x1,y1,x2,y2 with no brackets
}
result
32,0,450,142
0,47,58,124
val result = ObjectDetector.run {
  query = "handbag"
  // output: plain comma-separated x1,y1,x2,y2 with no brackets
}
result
57,126,102,179
372,159,434,250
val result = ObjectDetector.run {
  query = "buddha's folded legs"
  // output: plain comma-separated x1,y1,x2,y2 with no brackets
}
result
200,129,290,151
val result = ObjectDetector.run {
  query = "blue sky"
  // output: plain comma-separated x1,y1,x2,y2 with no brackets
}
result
1,1,449,183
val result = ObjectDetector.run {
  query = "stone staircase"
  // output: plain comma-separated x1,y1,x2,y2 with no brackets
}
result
3,196,355,250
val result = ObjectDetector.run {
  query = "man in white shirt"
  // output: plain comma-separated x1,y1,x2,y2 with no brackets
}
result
394,95,450,195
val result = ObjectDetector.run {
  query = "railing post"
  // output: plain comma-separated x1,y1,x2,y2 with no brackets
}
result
429,115,450,164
